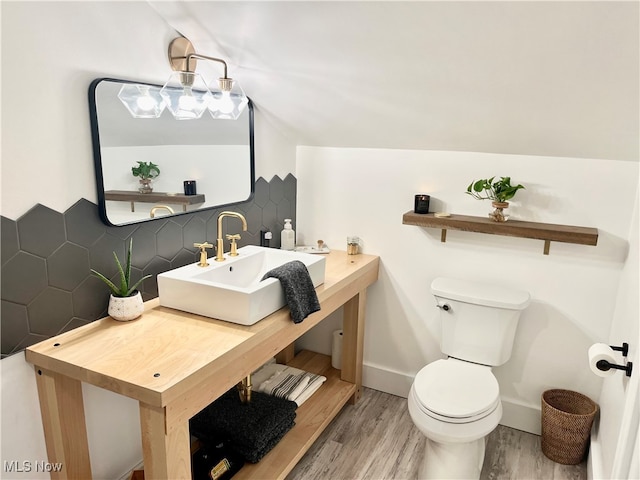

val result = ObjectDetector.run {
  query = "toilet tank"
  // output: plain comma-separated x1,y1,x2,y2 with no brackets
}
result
431,277,530,366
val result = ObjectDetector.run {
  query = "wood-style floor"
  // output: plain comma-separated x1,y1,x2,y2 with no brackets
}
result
287,387,587,480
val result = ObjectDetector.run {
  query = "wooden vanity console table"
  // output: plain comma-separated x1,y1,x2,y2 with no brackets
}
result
25,250,379,480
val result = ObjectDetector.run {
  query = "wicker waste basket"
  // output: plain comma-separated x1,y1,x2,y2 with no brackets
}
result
541,389,598,465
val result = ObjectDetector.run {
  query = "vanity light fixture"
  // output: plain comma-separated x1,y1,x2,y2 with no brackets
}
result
160,70,212,120
162,36,248,120
117,84,166,118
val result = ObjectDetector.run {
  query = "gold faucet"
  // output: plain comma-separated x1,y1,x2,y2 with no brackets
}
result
226,234,241,256
150,205,175,218
194,242,213,267
216,211,248,262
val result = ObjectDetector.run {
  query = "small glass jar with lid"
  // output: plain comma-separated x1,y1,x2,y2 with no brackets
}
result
347,236,360,255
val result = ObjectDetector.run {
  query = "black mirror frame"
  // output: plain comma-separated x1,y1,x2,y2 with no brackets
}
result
88,77,255,227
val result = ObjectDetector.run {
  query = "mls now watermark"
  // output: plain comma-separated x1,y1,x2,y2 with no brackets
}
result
4,460,64,473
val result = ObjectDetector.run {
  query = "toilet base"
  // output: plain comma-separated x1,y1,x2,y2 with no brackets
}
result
419,437,486,480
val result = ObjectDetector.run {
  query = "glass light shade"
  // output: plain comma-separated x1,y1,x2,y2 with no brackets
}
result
117,84,165,118
160,72,213,120
208,78,249,120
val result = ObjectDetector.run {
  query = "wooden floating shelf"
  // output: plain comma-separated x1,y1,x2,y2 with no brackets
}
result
105,190,205,212
402,211,598,255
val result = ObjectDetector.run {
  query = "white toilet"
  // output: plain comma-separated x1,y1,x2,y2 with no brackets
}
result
408,277,530,480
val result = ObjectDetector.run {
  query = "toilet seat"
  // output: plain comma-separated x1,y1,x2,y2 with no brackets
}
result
412,359,500,423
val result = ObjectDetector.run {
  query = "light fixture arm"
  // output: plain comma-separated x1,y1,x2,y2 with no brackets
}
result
186,53,228,79
163,35,249,119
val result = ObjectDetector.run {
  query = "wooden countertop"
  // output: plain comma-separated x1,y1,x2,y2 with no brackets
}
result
25,250,379,410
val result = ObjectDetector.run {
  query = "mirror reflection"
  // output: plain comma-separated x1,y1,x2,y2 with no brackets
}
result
89,78,254,226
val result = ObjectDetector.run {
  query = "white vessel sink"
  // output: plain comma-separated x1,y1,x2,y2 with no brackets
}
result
157,245,326,325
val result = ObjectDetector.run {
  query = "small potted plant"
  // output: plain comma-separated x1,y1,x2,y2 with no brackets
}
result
132,161,160,193
466,176,525,222
91,238,151,321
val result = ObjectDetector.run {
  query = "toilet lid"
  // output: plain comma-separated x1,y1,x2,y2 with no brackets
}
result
413,359,500,419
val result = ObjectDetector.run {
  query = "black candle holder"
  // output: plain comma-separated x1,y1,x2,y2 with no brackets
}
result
414,194,430,214
184,180,197,196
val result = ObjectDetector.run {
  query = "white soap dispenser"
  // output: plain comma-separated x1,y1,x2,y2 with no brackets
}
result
281,219,295,250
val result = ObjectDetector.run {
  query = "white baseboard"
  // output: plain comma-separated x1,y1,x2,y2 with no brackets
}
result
500,397,541,435
362,363,541,435
362,362,414,398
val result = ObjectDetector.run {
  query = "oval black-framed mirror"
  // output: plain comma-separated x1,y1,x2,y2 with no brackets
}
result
89,77,255,226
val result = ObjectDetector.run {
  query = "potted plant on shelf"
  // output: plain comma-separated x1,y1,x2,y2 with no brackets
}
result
132,161,160,194
466,176,525,222
91,238,151,321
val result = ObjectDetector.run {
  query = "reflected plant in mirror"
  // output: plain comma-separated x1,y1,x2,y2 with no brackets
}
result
89,78,255,226
131,161,160,194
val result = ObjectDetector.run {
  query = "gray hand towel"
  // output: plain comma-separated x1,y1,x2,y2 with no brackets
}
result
261,260,321,323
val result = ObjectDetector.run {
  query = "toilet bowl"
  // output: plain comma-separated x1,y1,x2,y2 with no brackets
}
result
408,359,503,479
408,277,530,480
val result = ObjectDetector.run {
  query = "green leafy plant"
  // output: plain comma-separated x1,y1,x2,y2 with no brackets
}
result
466,176,525,203
91,239,151,297
131,161,160,180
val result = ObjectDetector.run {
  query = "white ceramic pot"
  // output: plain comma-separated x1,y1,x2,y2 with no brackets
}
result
108,291,144,321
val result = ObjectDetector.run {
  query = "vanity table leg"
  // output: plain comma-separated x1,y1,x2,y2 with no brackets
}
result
139,403,191,480
34,368,92,479
341,290,366,404
275,342,296,364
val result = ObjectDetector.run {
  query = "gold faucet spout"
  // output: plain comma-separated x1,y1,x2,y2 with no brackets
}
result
216,211,248,262
150,205,175,218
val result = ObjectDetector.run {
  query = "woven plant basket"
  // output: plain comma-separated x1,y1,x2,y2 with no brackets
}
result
541,389,598,465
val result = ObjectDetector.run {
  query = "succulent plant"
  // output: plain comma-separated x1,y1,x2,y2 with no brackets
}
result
91,238,151,297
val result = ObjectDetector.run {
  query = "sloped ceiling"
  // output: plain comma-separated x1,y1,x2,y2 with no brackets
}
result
149,1,639,161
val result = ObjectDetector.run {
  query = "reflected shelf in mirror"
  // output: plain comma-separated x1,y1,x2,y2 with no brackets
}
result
104,190,206,212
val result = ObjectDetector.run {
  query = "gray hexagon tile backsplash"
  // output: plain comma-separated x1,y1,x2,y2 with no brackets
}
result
0,174,296,357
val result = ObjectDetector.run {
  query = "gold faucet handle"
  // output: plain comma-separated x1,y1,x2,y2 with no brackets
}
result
193,242,214,267
226,234,241,256
194,241,214,251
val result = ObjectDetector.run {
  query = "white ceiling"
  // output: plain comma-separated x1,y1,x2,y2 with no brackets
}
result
149,1,639,161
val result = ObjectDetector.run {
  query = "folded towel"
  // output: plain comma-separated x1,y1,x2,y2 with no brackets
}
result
261,260,320,323
253,363,327,406
251,361,283,387
190,388,297,463
292,376,325,406
234,418,295,463
259,372,310,401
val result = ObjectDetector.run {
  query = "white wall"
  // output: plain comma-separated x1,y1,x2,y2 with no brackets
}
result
296,146,638,435
0,3,295,479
